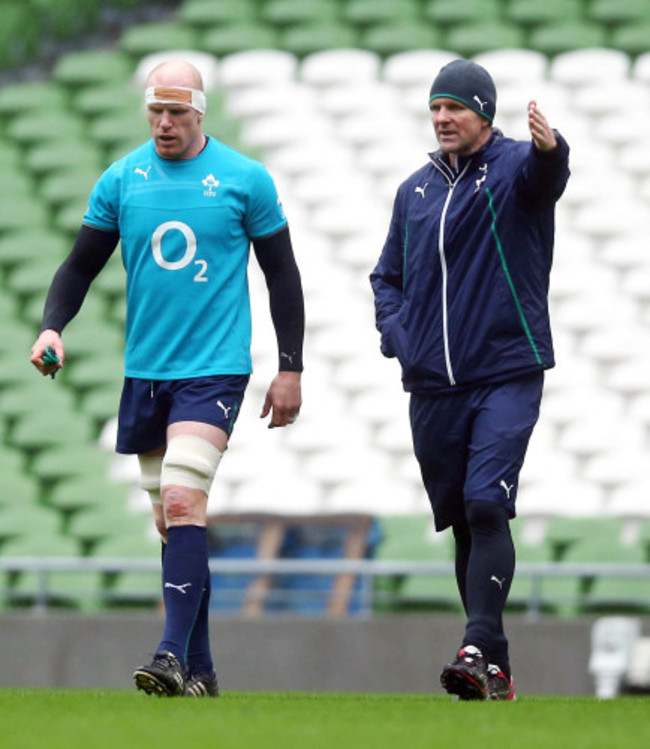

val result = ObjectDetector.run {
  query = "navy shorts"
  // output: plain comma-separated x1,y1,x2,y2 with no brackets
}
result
409,372,544,531
116,375,250,454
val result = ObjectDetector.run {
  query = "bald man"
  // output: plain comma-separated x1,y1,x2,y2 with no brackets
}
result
30,60,304,697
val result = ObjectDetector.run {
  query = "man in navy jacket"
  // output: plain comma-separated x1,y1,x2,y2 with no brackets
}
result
370,59,569,701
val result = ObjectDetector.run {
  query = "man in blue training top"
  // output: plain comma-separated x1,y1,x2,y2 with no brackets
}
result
31,59,304,698
371,59,569,701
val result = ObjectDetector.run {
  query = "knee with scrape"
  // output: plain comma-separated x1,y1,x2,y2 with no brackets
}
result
161,434,223,493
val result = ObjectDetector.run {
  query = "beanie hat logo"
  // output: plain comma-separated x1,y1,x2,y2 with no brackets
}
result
473,95,488,112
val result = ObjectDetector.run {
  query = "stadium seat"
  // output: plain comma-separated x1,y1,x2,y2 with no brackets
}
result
529,23,609,57
506,0,583,27
72,83,142,120
361,24,442,57
424,0,502,26
218,50,298,91
0,81,67,120
0,229,69,275
10,411,95,455
280,25,359,58
262,0,339,29
47,475,130,515
52,49,134,90
30,443,114,484
342,0,421,30
549,48,631,85
119,22,199,60
632,52,650,83
381,50,458,89
445,23,526,58
589,0,650,27
200,24,279,57
40,169,100,212
473,49,548,85
178,0,257,29
25,140,103,178
89,109,150,150
612,24,650,57
5,110,84,149
6,256,67,305
300,47,381,87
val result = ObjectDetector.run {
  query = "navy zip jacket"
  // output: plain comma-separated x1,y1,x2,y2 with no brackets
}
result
370,129,570,393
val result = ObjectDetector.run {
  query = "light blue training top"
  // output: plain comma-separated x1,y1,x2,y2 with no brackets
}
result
83,137,287,379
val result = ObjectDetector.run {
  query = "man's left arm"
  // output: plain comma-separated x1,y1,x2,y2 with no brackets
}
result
252,226,304,428
518,100,570,205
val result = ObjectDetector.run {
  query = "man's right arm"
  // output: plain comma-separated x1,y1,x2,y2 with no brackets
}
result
30,224,119,375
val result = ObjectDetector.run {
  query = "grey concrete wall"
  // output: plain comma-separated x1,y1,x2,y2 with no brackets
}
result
1,612,647,695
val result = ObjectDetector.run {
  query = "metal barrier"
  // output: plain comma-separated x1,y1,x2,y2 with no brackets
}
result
0,557,648,618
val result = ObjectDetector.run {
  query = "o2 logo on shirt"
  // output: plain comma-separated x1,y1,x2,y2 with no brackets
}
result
151,221,208,282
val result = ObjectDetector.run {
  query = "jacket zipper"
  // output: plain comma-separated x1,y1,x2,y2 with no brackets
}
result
435,160,471,386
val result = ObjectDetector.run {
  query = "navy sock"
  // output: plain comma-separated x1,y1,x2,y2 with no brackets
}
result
158,525,209,667
186,570,214,677
461,501,514,678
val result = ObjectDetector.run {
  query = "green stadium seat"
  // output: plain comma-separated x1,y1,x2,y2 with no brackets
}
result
119,22,199,60
54,200,92,237
280,24,359,58
63,354,124,395
0,194,48,235
262,0,339,30
81,389,121,426
31,444,114,484
0,318,38,360
98,530,163,608
446,23,526,58
343,0,421,30
588,0,650,27
9,411,95,454
179,0,258,29
506,0,584,27
39,169,100,212
3,473,39,508
424,0,502,26
1,532,102,611
72,84,142,121
0,163,32,193
52,50,134,90
5,110,84,149
361,24,441,57
24,140,103,178
611,24,650,57
91,252,126,303
373,515,459,611
200,24,279,57
0,81,67,120
0,230,69,276
68,504,150,545
47,475,130,514
6,256,65,304
0,503,62,542
0,381,77,422
529,22,609,56
89,110,150,150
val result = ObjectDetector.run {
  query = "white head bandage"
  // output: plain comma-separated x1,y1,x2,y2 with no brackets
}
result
145,85,206,114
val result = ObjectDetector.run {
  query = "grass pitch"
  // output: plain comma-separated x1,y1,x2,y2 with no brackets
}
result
1,690,647,749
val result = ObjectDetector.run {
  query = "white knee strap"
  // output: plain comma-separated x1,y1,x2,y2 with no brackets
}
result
138,454,163,505
161,434,223,493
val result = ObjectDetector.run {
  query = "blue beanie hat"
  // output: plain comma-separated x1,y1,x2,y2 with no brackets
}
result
429,59,496,122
